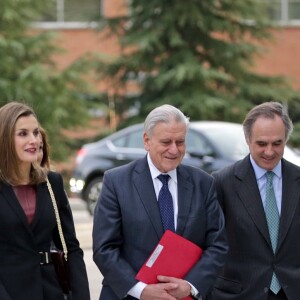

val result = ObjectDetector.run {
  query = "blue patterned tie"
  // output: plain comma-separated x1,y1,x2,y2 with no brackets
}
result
157,174,175,232
265,171,281,294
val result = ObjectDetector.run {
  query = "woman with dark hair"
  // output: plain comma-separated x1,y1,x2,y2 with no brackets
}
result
0,101,90,300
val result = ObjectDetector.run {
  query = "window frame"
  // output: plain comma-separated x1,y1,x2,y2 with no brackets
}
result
31,0,103,29
269,0,300,26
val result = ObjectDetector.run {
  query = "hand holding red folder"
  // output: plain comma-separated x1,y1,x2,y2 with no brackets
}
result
136,230,203,300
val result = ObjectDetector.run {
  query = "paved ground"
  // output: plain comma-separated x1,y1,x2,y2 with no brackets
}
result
70,198,102,300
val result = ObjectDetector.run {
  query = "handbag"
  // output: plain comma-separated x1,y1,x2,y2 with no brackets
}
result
47,178,71,295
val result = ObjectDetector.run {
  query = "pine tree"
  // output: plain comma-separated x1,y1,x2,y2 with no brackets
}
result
0,0,92,159
95,0,297,124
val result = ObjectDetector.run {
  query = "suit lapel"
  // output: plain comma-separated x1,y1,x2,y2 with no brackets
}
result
176,166,193,235
133,157,164,238
30,181,49,230
234,157,271,248
277,159,300,251
1,184,34,236
132,158,196,237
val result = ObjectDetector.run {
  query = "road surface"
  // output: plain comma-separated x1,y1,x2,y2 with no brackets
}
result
70,197,102,300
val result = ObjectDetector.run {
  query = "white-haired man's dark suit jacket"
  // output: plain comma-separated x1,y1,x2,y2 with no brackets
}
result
208,155,300,299
93,156,228,300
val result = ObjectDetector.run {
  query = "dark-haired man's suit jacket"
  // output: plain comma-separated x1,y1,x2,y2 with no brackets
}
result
208,155,300,299
93,156,228,300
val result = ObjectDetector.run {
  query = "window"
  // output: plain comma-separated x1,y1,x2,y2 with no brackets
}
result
112,129,144,149
186,130,214,157
33,0,102,28
267,0,300,23
289,0,300,19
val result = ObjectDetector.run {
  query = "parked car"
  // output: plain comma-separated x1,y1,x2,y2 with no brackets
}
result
69,121,300,215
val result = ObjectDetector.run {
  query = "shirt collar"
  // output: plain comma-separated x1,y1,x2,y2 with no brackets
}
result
147,153,177,183
249,155,282,180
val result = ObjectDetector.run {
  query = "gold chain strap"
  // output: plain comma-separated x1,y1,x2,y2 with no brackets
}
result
46,178,68,261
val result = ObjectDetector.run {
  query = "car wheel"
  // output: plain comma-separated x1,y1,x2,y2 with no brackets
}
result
84,177,103,215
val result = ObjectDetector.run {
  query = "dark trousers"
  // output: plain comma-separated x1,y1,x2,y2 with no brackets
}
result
268,289,288,300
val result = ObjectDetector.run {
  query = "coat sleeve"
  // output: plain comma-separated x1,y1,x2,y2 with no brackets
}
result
0,280,12,300
92,171,139,299
184,175,228,297
48,172,91,300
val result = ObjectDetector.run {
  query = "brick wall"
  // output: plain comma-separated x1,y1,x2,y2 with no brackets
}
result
49,0,300,91
254,27,300,89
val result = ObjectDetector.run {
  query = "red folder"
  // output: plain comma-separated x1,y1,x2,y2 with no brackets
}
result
136,230,203,300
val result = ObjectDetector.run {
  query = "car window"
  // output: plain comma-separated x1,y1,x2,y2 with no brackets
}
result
206,127,249,159
127,129,144,148
186,130,213,155
112,129,144,149
112,135,127,147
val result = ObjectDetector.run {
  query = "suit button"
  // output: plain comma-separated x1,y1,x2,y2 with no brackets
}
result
264,287,269,293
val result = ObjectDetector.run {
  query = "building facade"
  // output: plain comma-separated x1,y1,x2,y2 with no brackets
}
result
34,0,300,90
